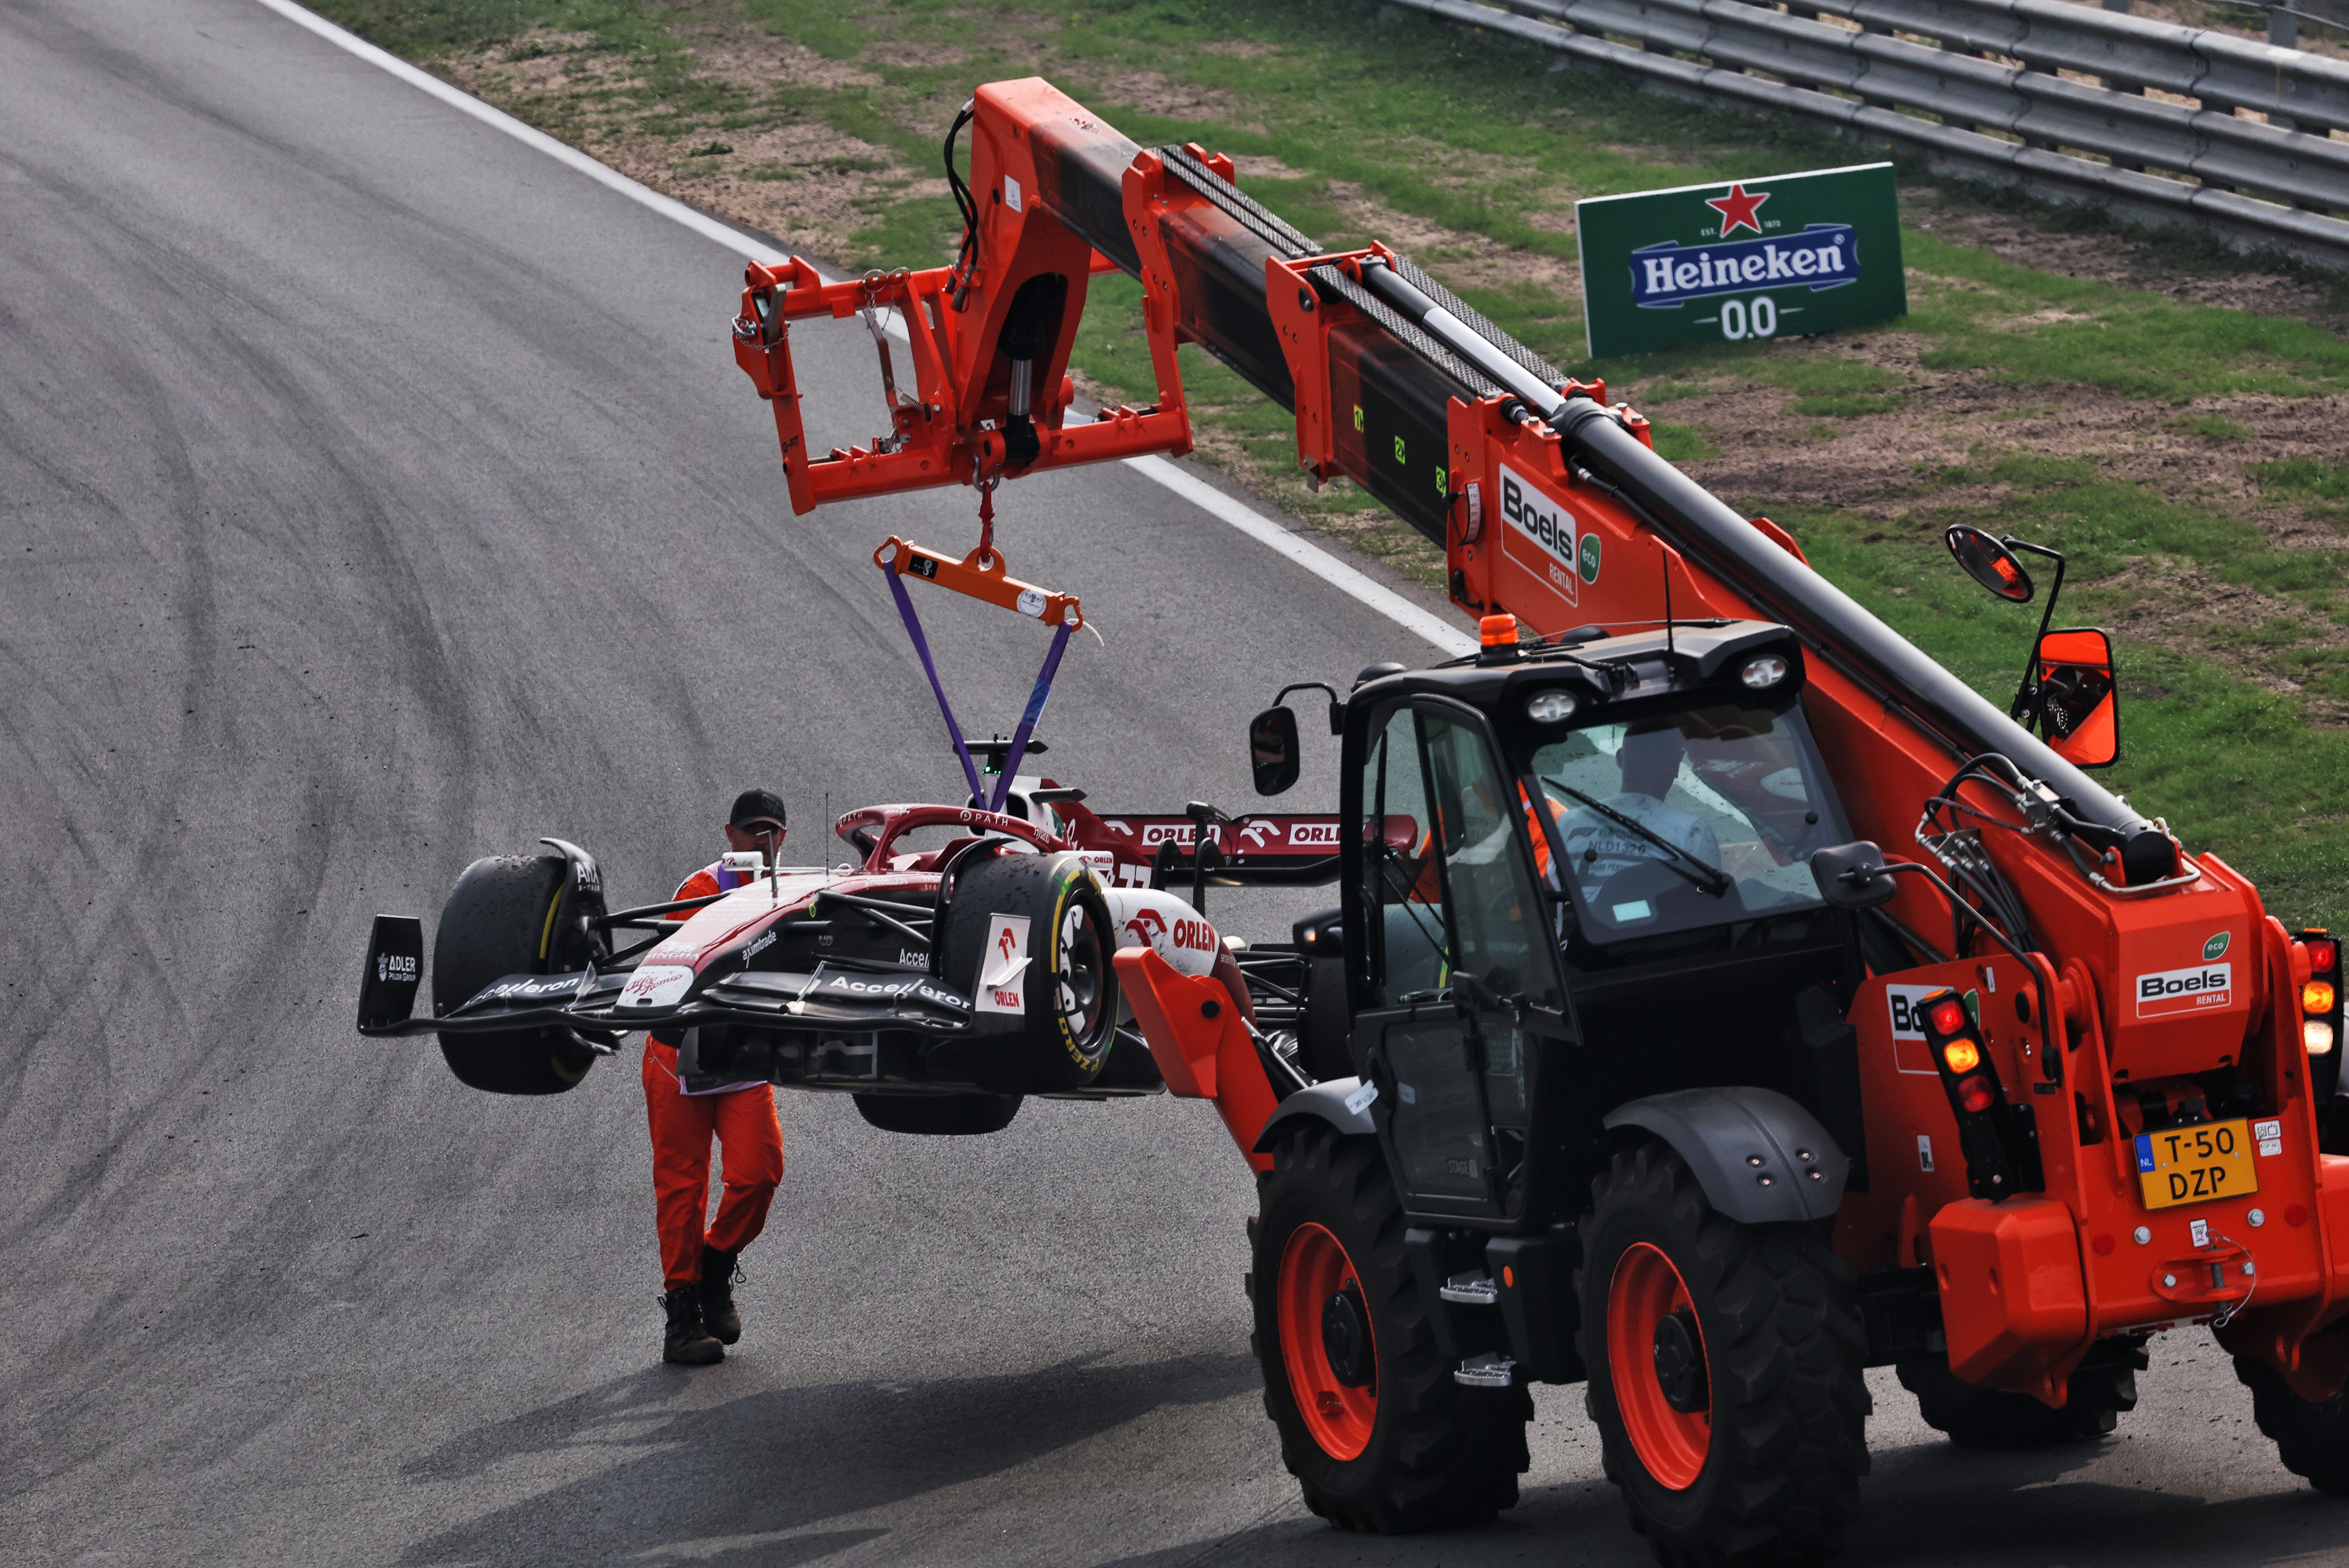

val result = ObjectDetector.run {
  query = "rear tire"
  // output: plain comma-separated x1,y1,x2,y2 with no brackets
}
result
433,853,603,1095
1577,1140,1868,1567
941,851,1117,1092
1900,1338,2144,1448
2237,1348,2349,1494
852,1092,1023,1136
1250,1124,1529,1532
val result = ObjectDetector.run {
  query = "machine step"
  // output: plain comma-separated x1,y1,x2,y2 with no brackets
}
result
1440,1272,1499,1304
1454,1351,1517,1387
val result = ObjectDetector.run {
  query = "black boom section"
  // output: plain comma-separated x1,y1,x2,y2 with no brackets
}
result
1032,135,1568,546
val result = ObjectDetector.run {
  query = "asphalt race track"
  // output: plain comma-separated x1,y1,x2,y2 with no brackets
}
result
4,3,2346,1564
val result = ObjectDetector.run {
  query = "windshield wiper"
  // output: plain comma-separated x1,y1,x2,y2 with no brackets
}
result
1372,838,1459,971
1542,778,1732,897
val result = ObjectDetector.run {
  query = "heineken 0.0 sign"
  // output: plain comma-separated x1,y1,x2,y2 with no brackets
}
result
1576,163,1907,358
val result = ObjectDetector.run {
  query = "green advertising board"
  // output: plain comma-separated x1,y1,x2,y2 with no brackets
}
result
1576,163,1907,359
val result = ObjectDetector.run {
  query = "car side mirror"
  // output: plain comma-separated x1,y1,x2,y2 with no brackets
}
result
1810,841,1899,910
1945,525,2034,603
2034,627,2118,768
1250,705,1301,797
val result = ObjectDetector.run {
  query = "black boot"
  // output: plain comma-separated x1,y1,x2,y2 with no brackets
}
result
661,1285,723,1365
699,1247,742,1346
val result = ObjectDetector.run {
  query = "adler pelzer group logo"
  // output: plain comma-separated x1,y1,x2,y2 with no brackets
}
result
1576,164,1907,358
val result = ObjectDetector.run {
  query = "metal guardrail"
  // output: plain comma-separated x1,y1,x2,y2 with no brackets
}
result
1384,0,2349,265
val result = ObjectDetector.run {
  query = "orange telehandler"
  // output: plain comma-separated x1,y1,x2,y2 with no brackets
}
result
724,77,2349,1564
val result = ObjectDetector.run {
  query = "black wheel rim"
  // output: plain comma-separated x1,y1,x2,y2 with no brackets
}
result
1057,899,1105,1042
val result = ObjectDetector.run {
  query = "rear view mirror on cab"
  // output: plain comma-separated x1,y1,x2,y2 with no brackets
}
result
1945,524,2034,603
1810,841,1900,910
1250,705,1302,796
2032,628,2119,768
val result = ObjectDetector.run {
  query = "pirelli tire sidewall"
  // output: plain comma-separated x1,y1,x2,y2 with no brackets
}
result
432,853,603,1096
945,849,1117,1093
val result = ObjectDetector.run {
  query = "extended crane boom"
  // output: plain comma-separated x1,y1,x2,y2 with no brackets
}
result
729,76,2177,888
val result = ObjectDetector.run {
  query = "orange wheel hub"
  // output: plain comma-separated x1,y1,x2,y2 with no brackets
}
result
1607,1241,1711,1491
1278,1221,1377,1460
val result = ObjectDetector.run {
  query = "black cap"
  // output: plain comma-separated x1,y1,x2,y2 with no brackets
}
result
728,788,788,832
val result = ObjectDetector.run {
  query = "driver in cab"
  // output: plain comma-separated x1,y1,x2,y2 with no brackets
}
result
1553,724,1719,902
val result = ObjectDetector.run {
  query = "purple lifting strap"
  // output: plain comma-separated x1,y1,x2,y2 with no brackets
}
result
880,555,1076,814
989,619,1073,812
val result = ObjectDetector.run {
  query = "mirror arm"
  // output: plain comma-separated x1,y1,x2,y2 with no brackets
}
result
1274,680,1346,735
2002,539,2068,723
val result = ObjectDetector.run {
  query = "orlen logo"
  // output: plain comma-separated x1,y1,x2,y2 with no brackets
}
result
1141,822,1197,846
1290,821,1341,847
1124,907,1218,954
2137,963,2232,1019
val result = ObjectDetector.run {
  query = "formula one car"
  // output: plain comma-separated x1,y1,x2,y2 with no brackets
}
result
355,773,1349,1135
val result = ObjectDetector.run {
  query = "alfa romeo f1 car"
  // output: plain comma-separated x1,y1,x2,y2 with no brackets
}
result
355,776,1347,1136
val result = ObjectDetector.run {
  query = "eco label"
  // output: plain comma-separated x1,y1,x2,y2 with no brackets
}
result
2135,962,2233,1019
1576,164,1908,358
975,913,1032,1015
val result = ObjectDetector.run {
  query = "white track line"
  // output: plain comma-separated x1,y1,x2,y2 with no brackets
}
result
252,0,1474,657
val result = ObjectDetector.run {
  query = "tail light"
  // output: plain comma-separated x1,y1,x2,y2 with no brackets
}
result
2301,932,2344,1117
1916,986,2023,1199
2301,931,2343,1061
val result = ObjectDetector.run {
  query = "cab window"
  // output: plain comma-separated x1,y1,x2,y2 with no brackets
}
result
1528,702,1842,944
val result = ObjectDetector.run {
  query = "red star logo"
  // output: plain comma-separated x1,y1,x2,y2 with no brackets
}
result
1705,182,1769,237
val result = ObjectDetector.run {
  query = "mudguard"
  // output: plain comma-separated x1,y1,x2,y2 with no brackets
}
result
1252,1076,1376,1153
1603,1087,1849,1224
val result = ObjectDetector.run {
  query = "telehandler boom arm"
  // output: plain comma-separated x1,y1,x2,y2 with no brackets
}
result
730,77,2173,883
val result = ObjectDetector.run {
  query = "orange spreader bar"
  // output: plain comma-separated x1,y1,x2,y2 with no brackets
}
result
873,536,1084,630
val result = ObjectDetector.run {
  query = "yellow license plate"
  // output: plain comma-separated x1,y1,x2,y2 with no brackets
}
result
2135,1118,2259,1210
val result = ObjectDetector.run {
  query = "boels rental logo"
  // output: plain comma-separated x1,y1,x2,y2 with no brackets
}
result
1575,164,1908,359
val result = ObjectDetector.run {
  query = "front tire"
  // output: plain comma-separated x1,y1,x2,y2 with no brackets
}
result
433,853,603,1095
941,851,1117,1092
2237,1346,2349,1494
1250,1124,1529,1532
1577,1140,1868,1566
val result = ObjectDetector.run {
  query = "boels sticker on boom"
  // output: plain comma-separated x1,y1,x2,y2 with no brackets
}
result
1575,164,1907,359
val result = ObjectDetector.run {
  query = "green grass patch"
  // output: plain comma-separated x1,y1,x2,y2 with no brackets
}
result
2171,413,2249,440
2253,458,2349,522
1648,422,1719,463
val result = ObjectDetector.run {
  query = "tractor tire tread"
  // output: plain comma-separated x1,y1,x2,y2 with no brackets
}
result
1576,1141,1868,1568
2235,1351,2349,1495
1251,1124,1529,1534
